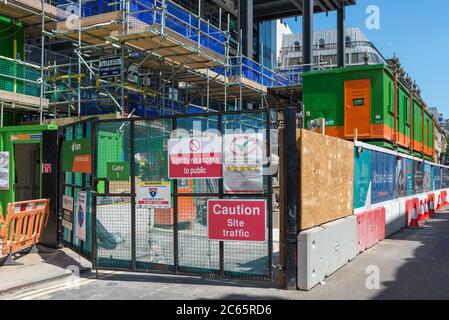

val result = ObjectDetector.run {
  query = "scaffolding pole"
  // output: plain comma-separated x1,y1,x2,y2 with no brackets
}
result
77,0,82,119
40,0,45,124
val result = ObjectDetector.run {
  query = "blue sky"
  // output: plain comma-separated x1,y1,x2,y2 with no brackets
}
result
284,0,449,117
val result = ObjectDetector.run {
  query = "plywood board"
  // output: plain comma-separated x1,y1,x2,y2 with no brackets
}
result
299,129,354,230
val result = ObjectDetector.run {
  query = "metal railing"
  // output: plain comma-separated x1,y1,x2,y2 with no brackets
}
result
126,0,227,55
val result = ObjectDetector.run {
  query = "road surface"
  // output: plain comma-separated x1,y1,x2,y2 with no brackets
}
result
2,210,449,300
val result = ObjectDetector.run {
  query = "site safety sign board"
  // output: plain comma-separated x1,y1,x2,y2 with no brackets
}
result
61,138,92,173
42,163,52,174
75,191,87,241
136,181,171,209
223,133,264,194
207,199,267,242
62,195,74,230
168,137,222,179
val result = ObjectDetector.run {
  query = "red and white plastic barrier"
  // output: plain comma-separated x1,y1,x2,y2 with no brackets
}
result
355,208,386,253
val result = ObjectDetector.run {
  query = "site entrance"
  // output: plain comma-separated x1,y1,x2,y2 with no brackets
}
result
60,110,277,281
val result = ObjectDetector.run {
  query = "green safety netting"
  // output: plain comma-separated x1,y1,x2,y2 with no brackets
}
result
0,57,40,97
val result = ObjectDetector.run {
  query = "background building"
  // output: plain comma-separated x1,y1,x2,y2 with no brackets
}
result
433,119,447,164
430,107,448,164
259,20,277,69
279,28,386,68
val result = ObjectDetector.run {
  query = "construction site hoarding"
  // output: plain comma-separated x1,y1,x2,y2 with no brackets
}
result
354,148,371,209
299,130,354,230
371,151,396,204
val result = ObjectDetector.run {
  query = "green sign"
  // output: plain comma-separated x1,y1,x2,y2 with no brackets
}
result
107,162,130,181
353,98,365,106
61,138,92,173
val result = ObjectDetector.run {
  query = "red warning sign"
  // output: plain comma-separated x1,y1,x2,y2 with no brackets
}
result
42,163,52,174
207,199,266,242
168,137,222,179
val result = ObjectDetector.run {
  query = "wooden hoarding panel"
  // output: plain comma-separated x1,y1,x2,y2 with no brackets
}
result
299,129,354,230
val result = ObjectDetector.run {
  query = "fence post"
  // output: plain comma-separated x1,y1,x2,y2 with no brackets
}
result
280,106,298,290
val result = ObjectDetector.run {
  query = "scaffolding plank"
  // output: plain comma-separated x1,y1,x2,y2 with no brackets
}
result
111,23,225,66
0,0,61,32
1,0,64,20
0,90,49,109
55,11,124,45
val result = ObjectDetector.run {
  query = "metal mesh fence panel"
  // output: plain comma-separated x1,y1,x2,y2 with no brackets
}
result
96,196,133,269
96,121,131,194
177,196,220,275
223,196,270,278
175,115,220,195
134,119,175,272
89,110,273,280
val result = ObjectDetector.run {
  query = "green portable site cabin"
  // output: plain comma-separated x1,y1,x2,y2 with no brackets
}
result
303,64,434,160
0,124,57,218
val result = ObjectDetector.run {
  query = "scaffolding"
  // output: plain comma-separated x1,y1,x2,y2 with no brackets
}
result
0,0,310,123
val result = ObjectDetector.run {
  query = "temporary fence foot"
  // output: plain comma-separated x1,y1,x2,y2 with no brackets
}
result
1,254,22,266
29,244,39,254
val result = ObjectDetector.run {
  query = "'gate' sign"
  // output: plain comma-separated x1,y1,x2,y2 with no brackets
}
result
207,199,266,242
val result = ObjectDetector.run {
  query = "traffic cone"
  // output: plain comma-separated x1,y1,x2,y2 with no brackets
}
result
429,196,435,217
409,201,420,228
418,200,426,222
424,200,429,220
437,194,443,211
444,191,449,206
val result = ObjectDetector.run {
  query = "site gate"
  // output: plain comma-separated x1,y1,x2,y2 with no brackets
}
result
82,109,277,280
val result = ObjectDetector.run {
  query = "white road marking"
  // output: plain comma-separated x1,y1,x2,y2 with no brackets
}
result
13,278,95,300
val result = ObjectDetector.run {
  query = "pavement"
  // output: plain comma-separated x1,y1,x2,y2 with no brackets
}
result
0,245,91,295
1,209,449,300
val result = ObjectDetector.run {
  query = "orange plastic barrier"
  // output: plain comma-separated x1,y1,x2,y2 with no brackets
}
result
0,199,50,258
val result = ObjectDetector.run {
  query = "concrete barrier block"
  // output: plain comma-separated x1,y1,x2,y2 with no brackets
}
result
322,217,357,277
297,227,327,291
384,203,394,237
399,199,407,229
384,202,402,237
344,215,358,262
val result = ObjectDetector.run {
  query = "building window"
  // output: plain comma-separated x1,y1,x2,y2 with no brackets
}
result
319,39,325,50
294,41,300,51
389,83,394,113
345,36,351,48
405,96,410,124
